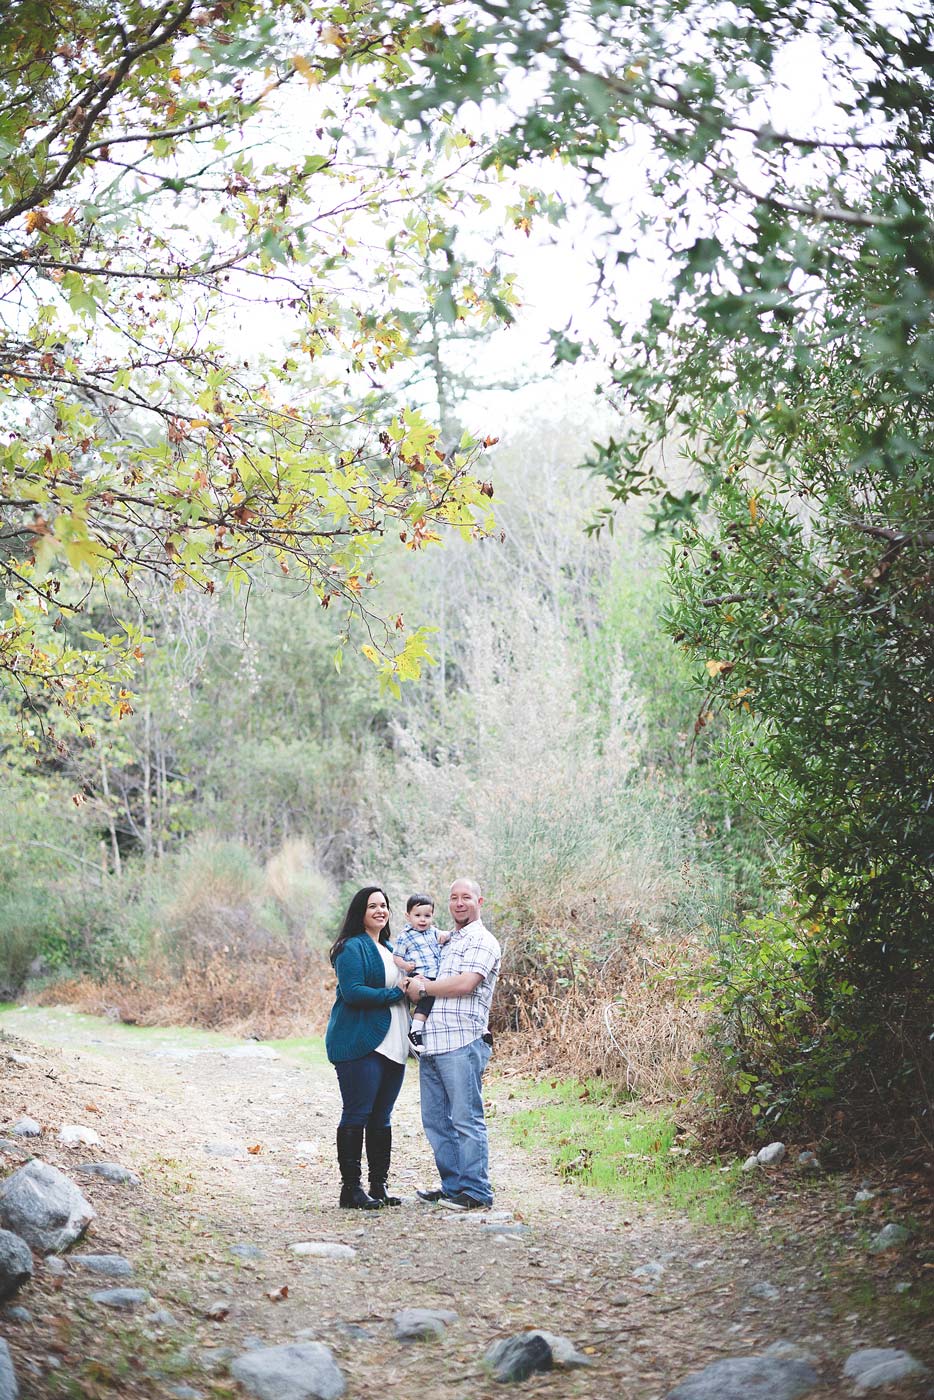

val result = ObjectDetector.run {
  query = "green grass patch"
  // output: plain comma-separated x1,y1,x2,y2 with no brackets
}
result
267,1033,328,1067
506,1076,753,1227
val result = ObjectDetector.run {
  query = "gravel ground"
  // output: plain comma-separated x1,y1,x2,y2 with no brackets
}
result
0,1007,930,1399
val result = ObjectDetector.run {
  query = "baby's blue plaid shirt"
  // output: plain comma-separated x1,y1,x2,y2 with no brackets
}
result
394,922,445,979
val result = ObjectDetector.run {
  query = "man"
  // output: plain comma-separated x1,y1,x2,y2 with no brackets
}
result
404,877,501,1210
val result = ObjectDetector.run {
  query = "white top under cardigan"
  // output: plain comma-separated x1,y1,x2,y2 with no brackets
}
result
373,941,409,1065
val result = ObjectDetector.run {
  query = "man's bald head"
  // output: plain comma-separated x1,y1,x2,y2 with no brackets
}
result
449,878,483,927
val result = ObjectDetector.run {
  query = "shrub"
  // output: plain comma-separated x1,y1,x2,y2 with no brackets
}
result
0,887,53,995
263,838,336,945
691,907,934,1152
157,837,277,970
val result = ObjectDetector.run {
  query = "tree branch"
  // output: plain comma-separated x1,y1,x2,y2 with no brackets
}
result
0,1,197,229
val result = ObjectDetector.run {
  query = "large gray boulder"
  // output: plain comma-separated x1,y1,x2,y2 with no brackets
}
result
231,1343,345,1400
0,1230,33,1302
0,1338,18,1400
666,1354,819,1400
0,1160,95,1254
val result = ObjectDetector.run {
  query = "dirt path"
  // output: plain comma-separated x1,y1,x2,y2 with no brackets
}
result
0,1007,929,1399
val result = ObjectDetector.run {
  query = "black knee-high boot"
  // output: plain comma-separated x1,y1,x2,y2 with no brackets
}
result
336,1126,382,1209
366,1124,402,1205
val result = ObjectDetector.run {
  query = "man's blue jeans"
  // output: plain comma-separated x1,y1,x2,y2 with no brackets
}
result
419,1037,493,1204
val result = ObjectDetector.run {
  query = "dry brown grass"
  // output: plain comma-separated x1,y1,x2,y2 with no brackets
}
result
493,933,709,1104
36,949,335,1040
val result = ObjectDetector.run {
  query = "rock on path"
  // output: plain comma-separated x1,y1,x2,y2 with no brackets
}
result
843,1348,928,1391
0,1232,32,1303
71,1254,134,1278
0,1160,95,1255
230,1342,345,1400
75,1162,140,1185
91,1288,150,1310
665,1354,820,1400
394,1308,458,1341
0,1338,18,1400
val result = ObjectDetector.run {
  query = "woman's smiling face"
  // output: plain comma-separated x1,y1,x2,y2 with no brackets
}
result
363,890,390,937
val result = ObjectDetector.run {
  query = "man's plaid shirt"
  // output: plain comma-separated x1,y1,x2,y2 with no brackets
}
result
394,922,445,979
421,918,501,1055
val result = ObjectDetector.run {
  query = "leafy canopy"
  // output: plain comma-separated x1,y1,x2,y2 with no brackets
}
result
0,0,507,731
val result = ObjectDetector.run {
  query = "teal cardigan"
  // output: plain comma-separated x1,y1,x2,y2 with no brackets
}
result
325,933,406,1064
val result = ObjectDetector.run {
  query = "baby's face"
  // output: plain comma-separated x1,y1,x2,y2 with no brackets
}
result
408,904,434,932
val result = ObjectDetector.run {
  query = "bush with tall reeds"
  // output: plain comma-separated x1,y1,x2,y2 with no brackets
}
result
31,834,339,1035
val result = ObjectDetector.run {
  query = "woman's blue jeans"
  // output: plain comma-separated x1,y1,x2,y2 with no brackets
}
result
418,1037,493,1204
334,1051,405,1128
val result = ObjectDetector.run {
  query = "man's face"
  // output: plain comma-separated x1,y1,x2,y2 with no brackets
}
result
408,903,434,932
449,880,481,928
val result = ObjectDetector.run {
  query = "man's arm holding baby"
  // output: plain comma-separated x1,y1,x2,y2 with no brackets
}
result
404,971,482,1000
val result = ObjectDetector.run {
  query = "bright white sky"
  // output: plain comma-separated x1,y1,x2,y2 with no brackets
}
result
200,18,876,453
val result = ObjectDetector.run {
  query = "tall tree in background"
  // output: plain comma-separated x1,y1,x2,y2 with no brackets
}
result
0,0,503,734
383,0,934,1127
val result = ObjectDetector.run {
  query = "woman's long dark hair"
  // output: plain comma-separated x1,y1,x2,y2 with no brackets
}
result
329,885,392,965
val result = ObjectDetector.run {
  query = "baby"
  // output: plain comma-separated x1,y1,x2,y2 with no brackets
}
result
392,892,450,1054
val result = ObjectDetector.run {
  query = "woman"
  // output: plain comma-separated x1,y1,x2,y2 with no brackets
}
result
325,885,409,1209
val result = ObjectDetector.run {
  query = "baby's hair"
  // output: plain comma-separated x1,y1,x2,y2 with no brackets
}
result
406,893,435,913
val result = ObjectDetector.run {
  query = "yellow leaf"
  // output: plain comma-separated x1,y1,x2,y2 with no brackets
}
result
361,644,378,664
749,496,758,523
25,208,52,233
63,536,108,575
293,54,320,84
705,659,732,677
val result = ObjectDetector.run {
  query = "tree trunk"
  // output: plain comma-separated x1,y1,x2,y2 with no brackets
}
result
100,749,122,877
